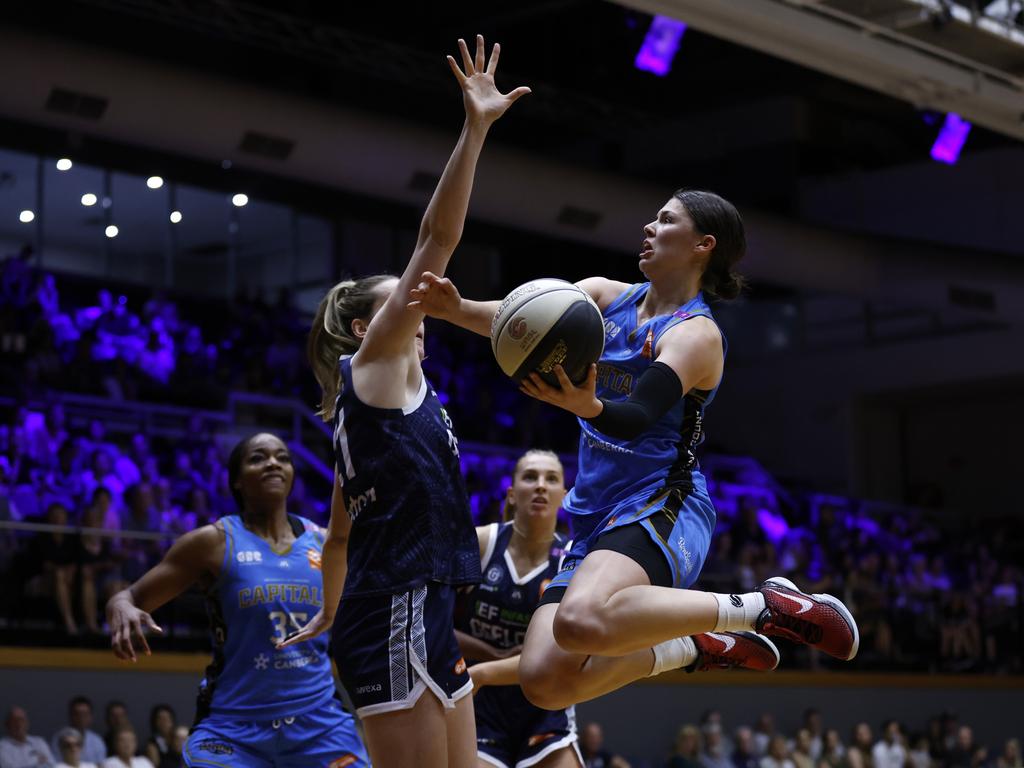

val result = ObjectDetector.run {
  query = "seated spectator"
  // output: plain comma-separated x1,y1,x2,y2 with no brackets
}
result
579,722,630,768
947,726,980,768
701,723,732,768
0,706,55,768
908,735,932,768
100,727,151,768
792,729,814,768
101,705,130,760
80,452,125,519
141,707,174,768
803,709,824,762
80,498,125,634
50,698,105,766
820,729,845,768
53,728,96,768
733,727,759,768
872,721,906,768
845,724,874,768
753,714,776,758
163,729,186,768
761,735,795,768
670,725,702,768
28,503,79,634
997,739,1022,768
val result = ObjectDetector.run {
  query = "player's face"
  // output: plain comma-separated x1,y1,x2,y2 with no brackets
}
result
508,454,565,525
236,434,295,504
639,197,710,279
365,278,426,361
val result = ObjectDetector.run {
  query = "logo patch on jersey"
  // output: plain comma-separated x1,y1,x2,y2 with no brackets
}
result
486,566,502,584
236,550,263,564
279,560,290,568
454,657,467,675
330,755,358,768
604,318,621,340
253,653,270,670
307,549,322,571
197,740,234,755
509,316,528,340
641,327,655,359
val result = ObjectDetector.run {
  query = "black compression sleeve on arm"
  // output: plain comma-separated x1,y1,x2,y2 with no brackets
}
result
584,361,683,441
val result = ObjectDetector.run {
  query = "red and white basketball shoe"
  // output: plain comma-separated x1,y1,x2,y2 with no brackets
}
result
755,577,860,661
690,631,780,672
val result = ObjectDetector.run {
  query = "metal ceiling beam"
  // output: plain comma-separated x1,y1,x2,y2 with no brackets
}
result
614,0,1024,141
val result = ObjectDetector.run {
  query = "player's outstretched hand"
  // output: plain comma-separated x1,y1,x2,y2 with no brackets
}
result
448,34,530,126
108,599,163,662
408,271,462,320
276,608,333,650
521,364,603,419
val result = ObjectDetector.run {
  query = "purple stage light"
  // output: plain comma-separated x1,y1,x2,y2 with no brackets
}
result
930,112,971,164
634,15,687,76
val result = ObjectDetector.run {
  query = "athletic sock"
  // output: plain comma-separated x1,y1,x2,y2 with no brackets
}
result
712,592,766,632
648,636,698,677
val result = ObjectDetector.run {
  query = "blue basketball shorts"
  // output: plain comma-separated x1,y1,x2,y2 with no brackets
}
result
475,685,582,768
183,697,369,768
333,581,473,718
540,479,715,603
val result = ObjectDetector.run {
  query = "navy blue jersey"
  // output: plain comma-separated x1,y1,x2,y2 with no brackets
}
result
331,356,480,598
566,285,726,532
456,522,566,652
196,515,335,722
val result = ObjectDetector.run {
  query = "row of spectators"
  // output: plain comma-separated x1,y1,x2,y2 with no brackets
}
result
3,698,1021,768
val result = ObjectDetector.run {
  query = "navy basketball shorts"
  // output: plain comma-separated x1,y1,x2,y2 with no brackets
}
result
184,697,369,768
475,685,582,768
333,581,473,718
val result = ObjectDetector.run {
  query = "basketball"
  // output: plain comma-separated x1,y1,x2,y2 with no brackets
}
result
490,278,605,386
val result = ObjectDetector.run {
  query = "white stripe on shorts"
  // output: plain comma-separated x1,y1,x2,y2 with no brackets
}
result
389,592,409,701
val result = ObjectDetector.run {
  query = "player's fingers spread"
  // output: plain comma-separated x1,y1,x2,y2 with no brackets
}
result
446,55,466,83
554,364,572,390
475,34,485,73
144,612,164,634
507,86,532,103
486,41,500,74
458,38,474,74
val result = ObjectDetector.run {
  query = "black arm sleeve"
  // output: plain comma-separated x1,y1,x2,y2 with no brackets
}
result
584,361,683,441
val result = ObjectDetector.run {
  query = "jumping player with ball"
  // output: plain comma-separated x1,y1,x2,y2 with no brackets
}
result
409,189,860,711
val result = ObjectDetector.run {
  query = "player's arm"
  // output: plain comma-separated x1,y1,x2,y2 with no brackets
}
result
107,524,223,662
358,36,529,361
278,470,351,649
408,272,497,338
469,654,522,690
454,523,517,661
575,276,633,312
520,317,722,438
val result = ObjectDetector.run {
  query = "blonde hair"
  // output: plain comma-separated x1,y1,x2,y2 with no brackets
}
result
502,449,564,521
307,274,396,421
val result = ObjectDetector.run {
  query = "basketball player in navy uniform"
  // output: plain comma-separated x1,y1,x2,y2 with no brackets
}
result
278,35,529,768
454,449,582,768
408,189,860,711
106,433,369,767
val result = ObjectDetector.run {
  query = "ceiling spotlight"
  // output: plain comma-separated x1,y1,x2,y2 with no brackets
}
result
169,210,182,224
105,225,119,238
19,210,35,223
231,193,248,207
56,158,73,171
81,193,98,206
146,176,164,189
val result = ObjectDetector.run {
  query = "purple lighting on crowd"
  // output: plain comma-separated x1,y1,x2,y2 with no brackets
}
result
634,15,687,76
930,112,971,164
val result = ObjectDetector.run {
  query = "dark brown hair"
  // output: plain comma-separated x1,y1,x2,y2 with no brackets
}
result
673,189,746,300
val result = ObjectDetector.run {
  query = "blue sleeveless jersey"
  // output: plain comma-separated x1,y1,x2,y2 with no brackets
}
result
331,356,480,598
197,515,335,721
456,522,566,651
564,284,726,533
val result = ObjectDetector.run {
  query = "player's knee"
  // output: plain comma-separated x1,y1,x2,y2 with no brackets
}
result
551,599,610,655
519,655,575,710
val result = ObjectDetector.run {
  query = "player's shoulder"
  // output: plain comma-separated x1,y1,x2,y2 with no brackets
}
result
575,277,633,311
661,313,722,346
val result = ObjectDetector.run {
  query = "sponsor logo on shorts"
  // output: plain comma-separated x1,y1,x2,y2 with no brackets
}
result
197,740,234,755
509,316,528,340
329,755,358,768
355,683,383,694
454,657,467,675
528,732,557,747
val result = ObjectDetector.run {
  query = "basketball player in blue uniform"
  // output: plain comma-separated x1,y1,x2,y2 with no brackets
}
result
105,432,369,767
409,188,859,710
454,449,583,768
277,35,529,768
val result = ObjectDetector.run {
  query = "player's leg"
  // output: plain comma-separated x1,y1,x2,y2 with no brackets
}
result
444,692,478,768
361,693,452,768
531,747,584,768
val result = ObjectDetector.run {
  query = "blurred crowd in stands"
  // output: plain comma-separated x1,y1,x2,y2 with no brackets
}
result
0,253,1021,673
3,698,1022,768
